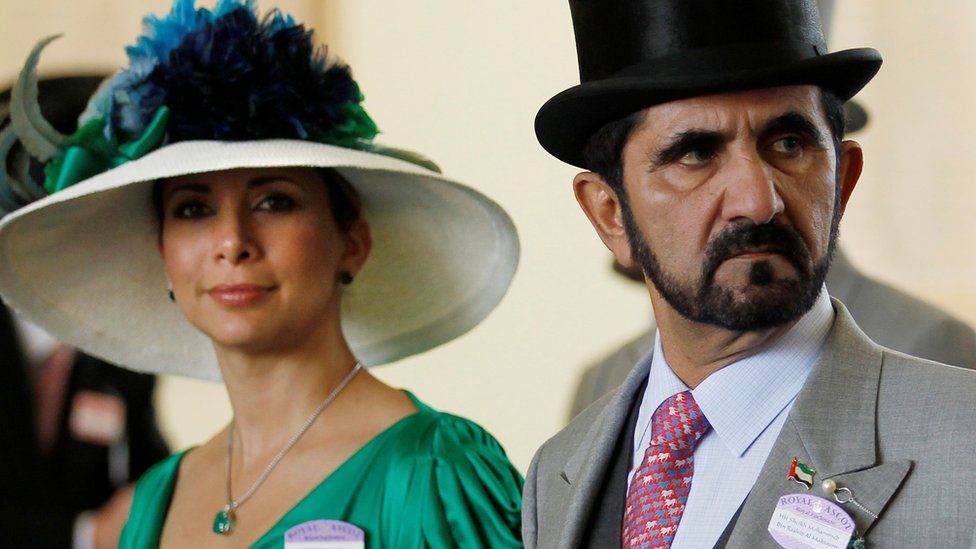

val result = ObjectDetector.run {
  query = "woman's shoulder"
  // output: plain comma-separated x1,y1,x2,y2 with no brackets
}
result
120,450,191,548
375,393,524,548
392,392,512,461
135,449,188,492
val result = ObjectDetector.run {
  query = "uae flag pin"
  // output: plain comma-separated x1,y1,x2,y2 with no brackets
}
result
788,457,816,490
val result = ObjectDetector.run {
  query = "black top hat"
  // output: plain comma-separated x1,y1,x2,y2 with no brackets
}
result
536,0,882,168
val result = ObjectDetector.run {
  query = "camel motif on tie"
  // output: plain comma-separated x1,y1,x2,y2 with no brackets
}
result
623,390,711,549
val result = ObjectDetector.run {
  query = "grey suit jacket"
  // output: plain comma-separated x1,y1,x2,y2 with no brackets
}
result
526,300,976,548
569,250,976,418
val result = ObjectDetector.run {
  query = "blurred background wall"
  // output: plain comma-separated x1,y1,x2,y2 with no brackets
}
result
1,0,974,473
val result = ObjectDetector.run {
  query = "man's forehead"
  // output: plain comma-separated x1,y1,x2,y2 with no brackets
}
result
635,85,826,134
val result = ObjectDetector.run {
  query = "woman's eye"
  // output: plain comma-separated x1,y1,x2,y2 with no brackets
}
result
171,201,211,219
256,194,297,212
770,136,803,154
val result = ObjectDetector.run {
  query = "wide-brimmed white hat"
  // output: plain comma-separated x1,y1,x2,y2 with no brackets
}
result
0,140,519,380
0,0,519,380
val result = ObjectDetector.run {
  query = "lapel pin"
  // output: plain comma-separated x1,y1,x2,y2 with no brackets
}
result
821,479,879,520
788,457,816,490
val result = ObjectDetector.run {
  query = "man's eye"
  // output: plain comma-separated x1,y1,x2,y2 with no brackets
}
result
256,194,296,212
770,136,803,154
172,201,211,219
678,149,714,166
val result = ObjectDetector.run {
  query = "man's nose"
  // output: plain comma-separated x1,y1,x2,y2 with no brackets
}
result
213,209,259,264
719,149,785,225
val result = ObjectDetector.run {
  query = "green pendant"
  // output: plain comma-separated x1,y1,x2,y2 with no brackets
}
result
213,508,235,535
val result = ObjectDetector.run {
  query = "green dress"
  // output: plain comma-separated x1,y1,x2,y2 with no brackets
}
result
120,393,523,548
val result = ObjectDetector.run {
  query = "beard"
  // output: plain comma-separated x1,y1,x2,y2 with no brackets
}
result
620,197,840,332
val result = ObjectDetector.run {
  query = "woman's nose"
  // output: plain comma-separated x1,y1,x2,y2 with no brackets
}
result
213,209,259,264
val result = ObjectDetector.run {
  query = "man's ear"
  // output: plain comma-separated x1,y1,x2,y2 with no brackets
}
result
837,140,863,215
573,172,637,268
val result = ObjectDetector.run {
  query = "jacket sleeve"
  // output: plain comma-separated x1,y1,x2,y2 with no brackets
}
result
522,445,544,549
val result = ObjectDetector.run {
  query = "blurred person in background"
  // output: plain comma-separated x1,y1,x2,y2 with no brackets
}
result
0,76,170,549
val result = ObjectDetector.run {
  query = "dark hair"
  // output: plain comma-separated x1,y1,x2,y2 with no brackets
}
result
317,168,362,232
151,167,362,230
581,89,847,194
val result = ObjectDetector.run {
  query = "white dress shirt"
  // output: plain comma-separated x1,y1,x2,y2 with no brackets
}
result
628,289,834,548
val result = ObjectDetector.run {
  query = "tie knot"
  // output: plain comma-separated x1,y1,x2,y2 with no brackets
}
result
650,390,710,453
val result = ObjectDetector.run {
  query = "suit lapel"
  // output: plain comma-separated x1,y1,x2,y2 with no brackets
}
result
724,300,912,548
558,352,652,548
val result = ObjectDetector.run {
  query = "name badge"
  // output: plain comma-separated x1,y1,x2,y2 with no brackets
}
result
69,390,126,445
768,493,855,549
284,520,365,549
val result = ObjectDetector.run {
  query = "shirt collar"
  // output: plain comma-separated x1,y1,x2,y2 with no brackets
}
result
647,288,834,457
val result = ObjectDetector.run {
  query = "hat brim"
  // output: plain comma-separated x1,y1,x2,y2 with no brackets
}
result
536,48,882,168
0,140,519,380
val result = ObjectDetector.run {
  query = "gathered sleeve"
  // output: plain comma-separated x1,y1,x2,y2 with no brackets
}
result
381,414,524,548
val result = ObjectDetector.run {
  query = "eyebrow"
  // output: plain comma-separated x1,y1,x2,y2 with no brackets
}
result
650,110,827,168
652,130,728,168
759,111,825,147
163,176,299,201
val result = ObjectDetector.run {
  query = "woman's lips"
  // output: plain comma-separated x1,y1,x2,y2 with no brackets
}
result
206,284,275,306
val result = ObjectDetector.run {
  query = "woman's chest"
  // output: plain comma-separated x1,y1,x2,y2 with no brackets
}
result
158,486,381,549
158,457,354,548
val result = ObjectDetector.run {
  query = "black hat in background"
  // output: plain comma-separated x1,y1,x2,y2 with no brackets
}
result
535,0,882,168
0,75,105,134
0,74,106,190
816,0,869,133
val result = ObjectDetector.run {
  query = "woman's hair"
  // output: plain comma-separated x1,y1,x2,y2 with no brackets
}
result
151,167,362,231
317,168,362,232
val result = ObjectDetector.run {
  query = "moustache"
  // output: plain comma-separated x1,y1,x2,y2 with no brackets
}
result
702,222,812,284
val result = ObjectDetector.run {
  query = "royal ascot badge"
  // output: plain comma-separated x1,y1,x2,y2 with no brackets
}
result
767,493,855,549
788,457,816,490
284,520,365,549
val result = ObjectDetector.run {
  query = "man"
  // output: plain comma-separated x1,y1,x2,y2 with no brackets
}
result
0,76,170,549
524,1,976,548
570,249,976,418
567,0,976,420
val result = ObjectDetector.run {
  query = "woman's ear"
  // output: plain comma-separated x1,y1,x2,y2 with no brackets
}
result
340,218,372,278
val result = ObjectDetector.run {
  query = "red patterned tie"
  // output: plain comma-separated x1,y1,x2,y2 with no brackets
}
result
623,390,711,548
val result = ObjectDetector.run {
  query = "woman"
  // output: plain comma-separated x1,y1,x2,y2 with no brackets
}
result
0,1,522,547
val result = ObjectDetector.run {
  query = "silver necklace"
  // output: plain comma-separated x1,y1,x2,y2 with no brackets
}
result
213,362,363,535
